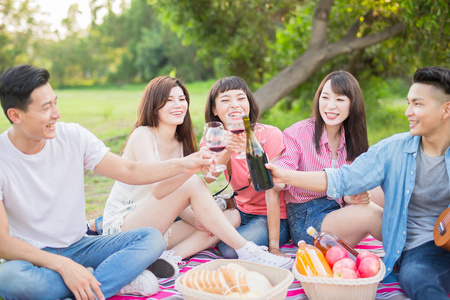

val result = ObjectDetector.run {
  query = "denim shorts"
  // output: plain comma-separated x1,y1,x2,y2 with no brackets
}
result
286,197,340,246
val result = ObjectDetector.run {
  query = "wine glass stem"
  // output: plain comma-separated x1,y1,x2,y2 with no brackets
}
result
211,152,216,172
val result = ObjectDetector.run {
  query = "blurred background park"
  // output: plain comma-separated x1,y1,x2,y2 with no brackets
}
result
0,0,449,219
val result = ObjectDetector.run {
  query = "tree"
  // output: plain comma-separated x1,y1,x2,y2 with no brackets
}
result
154,0,449,113
95,0,212,83
0,0,49,73
153,0,295,84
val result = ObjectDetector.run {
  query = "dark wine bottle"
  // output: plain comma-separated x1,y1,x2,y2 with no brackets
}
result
242,115,273,191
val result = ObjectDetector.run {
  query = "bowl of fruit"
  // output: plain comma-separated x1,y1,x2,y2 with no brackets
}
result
292,243,385,300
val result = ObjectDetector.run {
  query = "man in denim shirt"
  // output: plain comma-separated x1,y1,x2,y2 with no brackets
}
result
267,66,450,300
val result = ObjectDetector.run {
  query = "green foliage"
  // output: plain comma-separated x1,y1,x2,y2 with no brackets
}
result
0,0,47,73
154,0,448,97
399,0,449,68
153,0,297,87
1,0,447,95
0,0,213,87
83,0,214,84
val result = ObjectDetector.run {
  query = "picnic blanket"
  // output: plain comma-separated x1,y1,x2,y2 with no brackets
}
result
109,237,409,300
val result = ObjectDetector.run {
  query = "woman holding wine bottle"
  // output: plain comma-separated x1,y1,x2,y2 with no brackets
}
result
271,70,384,247
100,76,294,280
203,76,292,259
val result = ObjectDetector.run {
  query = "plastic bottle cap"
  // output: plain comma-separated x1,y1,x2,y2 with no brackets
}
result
297,240,306,247
306,226,317,236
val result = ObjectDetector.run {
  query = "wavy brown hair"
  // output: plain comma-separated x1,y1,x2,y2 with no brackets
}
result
311,71,368,161
205,76,259,124
134,76,197,156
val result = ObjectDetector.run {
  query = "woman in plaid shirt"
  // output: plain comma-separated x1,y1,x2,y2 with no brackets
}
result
271,71,384,247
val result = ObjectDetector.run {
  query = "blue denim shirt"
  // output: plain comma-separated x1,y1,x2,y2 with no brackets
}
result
325,132,450,281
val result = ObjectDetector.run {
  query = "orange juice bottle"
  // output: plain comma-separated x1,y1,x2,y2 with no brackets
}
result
295,240,333,277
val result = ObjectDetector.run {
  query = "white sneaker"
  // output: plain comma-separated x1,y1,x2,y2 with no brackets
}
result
118,270,159,296
148,250,183,278
236,241,294,270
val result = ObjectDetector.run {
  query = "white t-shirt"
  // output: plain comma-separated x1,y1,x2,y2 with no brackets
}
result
0,122,109,249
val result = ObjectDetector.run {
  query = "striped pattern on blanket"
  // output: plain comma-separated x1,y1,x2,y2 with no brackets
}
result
109,237,409,300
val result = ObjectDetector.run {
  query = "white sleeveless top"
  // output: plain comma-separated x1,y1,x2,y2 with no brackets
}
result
102,127,183,235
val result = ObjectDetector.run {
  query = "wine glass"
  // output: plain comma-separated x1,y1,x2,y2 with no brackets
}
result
225,112,246,159
252,123,267,146
202,121,228,179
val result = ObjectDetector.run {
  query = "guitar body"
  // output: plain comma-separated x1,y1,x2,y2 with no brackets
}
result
434,207,450,251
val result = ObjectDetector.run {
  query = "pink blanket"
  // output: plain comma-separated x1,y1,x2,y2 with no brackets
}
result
109,237,409,300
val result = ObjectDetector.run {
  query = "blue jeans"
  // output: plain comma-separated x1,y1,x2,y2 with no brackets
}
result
89,216,181,236
218,209,290,258
0,227,165,300
90,215,104,235
286,197,340,246
397,240,450,300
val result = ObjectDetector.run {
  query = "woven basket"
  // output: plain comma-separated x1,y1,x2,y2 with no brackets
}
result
175,259,294,300
292,260,386,300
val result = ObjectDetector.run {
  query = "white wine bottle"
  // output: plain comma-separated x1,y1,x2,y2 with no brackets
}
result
242,115,273,191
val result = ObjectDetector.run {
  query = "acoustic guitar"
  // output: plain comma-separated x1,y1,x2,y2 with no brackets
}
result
434,207,450,251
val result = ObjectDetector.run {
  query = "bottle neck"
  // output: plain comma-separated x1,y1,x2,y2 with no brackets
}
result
243,116,252,134
243,116,262,151
311,231,319,238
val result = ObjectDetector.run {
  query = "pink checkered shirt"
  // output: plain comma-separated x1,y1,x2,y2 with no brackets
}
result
274,118,350,206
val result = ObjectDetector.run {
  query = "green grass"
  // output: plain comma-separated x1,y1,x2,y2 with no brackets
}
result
0,80,409,220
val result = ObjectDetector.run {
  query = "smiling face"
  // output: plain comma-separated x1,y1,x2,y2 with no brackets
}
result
405,83,448,138
318,80,351,130
10,82,60,141
213,89,250,129
157,86,188,126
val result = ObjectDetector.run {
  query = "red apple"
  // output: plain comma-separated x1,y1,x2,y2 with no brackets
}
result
325,246,348,268
333,267,359,279
356,250,378,268
333,257,357,272
358,256,380,278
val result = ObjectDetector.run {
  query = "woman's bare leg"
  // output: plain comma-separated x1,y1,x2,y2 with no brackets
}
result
122,175,247,249
168,209,241,259
321,201,383,247
370,186,384,208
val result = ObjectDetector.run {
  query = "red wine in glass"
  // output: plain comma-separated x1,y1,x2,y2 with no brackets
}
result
225,113,246,159
230,129,245,135
209,146,227,152
202,122,228,179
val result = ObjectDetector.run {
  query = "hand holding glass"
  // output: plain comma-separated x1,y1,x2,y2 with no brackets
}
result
202,122,228,178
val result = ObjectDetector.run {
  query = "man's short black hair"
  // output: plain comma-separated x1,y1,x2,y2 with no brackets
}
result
0,65,50,123
413,66,450,96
